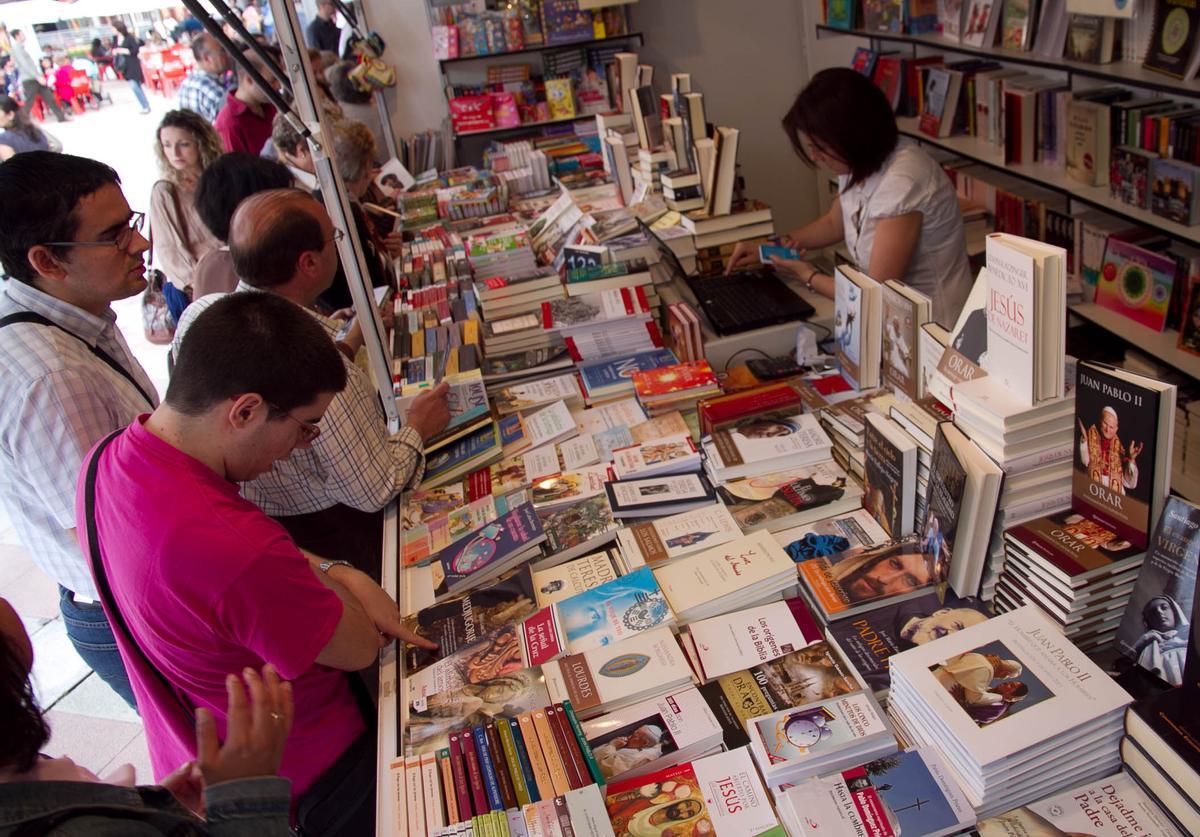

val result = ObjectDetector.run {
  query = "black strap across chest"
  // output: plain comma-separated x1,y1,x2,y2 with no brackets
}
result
0,310,156,407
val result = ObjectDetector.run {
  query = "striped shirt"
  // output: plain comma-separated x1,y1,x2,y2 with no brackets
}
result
0,280,159,598
176,283,424,515
176,69,227,123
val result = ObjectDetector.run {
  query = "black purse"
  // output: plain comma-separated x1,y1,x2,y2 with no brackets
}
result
82,432,379,836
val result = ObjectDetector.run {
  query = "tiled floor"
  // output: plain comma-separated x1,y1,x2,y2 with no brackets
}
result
1,78,174,782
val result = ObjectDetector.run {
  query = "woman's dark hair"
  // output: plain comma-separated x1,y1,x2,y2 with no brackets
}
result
782,67,899,188
113,20,129,37
0,631,49,773
169,292,347,415
0,151,120,284
0,93,46,145
326,61,371,105
91,38,105,55
193,152,293,242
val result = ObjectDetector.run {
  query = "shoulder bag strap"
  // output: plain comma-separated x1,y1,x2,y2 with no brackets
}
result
83,430,196,725
165,181,193,257
0,311,155,408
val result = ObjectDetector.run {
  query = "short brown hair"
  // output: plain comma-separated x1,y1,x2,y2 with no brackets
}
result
229,188,325,289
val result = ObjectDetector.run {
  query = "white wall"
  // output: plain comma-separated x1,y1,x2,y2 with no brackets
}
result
361,0,447,139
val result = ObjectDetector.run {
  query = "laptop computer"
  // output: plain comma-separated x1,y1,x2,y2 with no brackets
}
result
641,221,815,337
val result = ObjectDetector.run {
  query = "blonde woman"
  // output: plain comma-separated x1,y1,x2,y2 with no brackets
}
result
150,108,224,320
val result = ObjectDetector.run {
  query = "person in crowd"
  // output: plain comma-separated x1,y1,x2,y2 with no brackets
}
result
0,596,294,834
177,33,231,123
306,0,341,52
172,189,450,567
150,109,224,321
111,21,151,114
325,61,386,162
214,48,277,154
52,53,75,111
80,292,438,834
1,56,18,97
0,94,50,159
271,112,316,189
727,67,973,328
0,152,159,708
9,30,69,123
317,120,394,311
173,12,204,43
147,30,167,50
191,152,293,298
305,47,342,115
89,36,110,72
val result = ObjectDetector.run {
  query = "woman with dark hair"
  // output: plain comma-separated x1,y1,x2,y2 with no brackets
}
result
0,596,294,833
728,67,973,327
0,94,50,159
111,20,151,114
151,109,225,320
191,152,294,297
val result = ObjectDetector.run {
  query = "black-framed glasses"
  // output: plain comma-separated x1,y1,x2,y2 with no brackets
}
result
41,211,146,252
325,228,345,247
266,401,321,444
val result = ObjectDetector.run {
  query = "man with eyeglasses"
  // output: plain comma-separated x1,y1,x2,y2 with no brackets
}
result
0,151,157,708
77,291,436,832
172,189,450,573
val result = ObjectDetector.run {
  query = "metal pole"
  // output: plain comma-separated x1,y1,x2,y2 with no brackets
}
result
205,0,295,93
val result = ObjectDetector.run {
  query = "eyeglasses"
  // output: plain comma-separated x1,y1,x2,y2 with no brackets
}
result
41,211,146,252
267,402,322,444
324,228,345,247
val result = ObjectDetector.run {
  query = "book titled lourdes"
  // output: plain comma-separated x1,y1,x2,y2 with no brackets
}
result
1007,361,1176,585
983,233,1067,405
1115,496,1200,685
615,502,742,570
543,626,693,719
429,502,547,599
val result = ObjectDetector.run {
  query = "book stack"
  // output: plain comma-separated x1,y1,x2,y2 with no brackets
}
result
493,374,585,417
630,360,721,416
744,690,896,790
796,536,944,624
776,747,976,837
716,460,864,533
537,495,622,567
632,148,674,190
680,200,774,269
999,362,1177,650
400,484,528,568
576,348,677,406
888,605,1134,818
604,473,718,520
464,225,540,281
702,412,834,483
392,279,482,388
614,502,742,570
1123,686,1200,834
563,261,653,298
474,271,564,324
652,532,797,622
834,264,884,391
678,595,823,683
818,391,887,480
541,287,663,364
660,169,704,212
862,412,919,539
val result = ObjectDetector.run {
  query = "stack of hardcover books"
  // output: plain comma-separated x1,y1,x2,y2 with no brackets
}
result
630,360,721,416
998,362,1177,650
576,348,677,405
976,772,1183,836
888,605,1133,818
541,287,663,364
652,532,797,622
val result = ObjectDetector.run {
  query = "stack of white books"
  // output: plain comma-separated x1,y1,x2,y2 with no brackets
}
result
652,532,797,622
950,375,1075,600
701,412,833,483
887,605,1132,818
614,502,742,570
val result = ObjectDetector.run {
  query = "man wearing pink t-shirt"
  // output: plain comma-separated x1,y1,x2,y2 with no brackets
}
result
76,292,435,835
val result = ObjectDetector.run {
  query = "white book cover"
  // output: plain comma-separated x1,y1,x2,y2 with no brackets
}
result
608,474,711,510
612,434,699,479
687,598,824,681
706,413,832,471
977,771,1182,836
559,433,601,470
532,551,618,608
771,508,890,561
688,747,781,836
616,503,741,569
653,533,794,616
889,605,1132,770
984,235,1037,405
545,626,690,713
529,466,607,510
574,397,647,435
496,374,581,415
523,444,562,483
745,692,892,781
581,687,723,783
524,400,578,449
561,785,613,834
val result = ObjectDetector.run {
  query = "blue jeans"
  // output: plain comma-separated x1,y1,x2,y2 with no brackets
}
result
161,280,189,325
58,586,138,711
128,79,150,111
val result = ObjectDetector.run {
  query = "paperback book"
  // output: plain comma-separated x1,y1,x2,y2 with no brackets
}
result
531,551,618,608
797,536,946,621
615,502,743,569
703,413,833,482
538,494,621,565
554,566,674,654
605,473,718,519
715,460,861,533
652,532,797,622
430,502,547,598
685,597,824,682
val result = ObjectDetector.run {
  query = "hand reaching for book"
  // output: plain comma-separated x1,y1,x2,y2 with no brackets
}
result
408,380,451,442
330,564,439,651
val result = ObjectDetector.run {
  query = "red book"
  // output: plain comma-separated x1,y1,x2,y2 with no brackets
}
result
631,360,718,400
545,705,588,789
697,382,805,435
458,728,489,815
484,722,518,809
447,731,474,820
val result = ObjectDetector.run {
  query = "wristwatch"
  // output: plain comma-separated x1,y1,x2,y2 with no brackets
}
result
802,266,818,293
318,559,354,574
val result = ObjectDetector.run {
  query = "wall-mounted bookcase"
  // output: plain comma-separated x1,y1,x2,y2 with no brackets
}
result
817,25,1200,503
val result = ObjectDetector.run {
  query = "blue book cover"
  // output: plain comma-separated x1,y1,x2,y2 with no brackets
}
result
499,413,524,447
445,371,489,429
423,423,499,485
578,349,677,395
505,717,540,803
471,724,505,811
434,502,545,596
554,565,673,652
865,748,973,836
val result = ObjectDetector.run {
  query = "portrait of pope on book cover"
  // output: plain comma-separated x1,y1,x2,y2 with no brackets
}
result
929,640,1053,728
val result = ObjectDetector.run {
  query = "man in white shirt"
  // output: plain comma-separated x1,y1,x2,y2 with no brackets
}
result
10,29,69,123
173,189,448,571
0,151,157,707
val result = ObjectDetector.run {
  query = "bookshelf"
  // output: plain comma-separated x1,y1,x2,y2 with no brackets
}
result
439,31,643,66
453,112,598,139
813,23,1200,502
